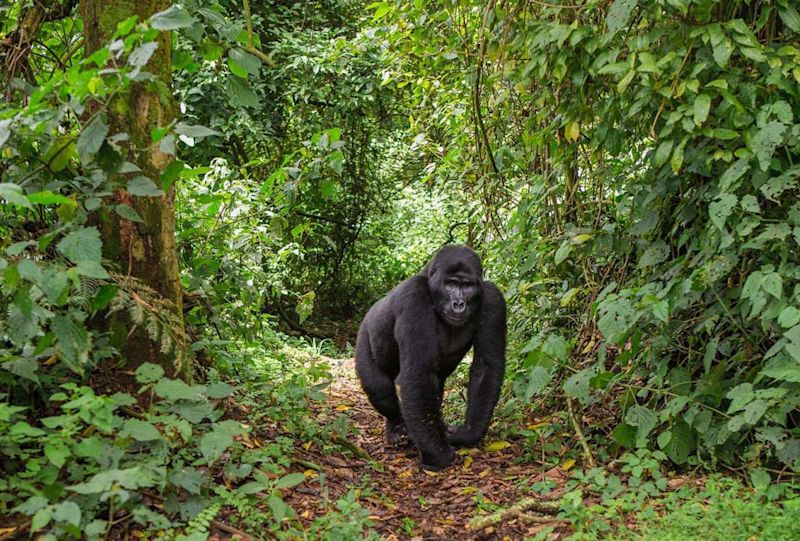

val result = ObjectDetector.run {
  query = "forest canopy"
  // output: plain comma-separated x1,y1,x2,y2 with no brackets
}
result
1,0,800,538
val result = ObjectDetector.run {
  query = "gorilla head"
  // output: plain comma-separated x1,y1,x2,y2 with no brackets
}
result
427,245,484,327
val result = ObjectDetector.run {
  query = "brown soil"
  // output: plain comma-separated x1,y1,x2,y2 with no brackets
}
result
279,359,573,540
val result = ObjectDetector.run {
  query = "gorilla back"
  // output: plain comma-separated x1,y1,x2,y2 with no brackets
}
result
355,245,506,471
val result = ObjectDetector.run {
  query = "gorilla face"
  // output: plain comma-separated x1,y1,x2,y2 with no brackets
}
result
427,246,483,327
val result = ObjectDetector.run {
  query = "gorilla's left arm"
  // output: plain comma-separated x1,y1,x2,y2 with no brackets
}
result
448,282,507,447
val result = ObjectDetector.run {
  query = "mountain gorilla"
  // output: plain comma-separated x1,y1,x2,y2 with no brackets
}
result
355,245,506,471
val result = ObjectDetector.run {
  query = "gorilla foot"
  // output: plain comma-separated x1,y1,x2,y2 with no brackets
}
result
420,445,455,471
384,419,411,446
446,424,481,447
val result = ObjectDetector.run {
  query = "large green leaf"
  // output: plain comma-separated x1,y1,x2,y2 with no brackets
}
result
228,48,261,77
606,0,638,36
226,75,259,108
709,193,737,231
51,313,90,374
76,115,108,156
122,419,163,441
57,227,102,264
127,176,164,197
0,183,33,209
693,93,711,126
625,405,657,447
150,5,196,30
750,121,786,171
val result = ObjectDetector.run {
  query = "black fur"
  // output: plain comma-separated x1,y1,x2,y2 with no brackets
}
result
355,245,507,470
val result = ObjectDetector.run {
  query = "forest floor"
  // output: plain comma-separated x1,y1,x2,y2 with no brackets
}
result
284,357,574,540
207,351,800,540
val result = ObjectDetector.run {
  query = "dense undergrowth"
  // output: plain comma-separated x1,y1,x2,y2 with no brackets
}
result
2,0,800,538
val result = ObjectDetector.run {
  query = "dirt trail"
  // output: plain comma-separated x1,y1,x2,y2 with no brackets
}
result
284,359,572,540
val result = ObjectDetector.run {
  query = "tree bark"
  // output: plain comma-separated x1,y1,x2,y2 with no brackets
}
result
80,0,189,385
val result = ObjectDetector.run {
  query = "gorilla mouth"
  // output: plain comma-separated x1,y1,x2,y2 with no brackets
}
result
445,312,469,325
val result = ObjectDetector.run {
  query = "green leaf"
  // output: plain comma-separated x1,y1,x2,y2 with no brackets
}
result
226,75,259,108
7,240,33,256
743,399,768,424
653,140,673,167
70,467,151,494
726,382,754,413
524,366,551,398
712,38,733,67
0,183,33,209
275,472,306,489
77,115,109,156
115,204,144,222
719,159,749,192
625,405,657,447
760,356,800,383
228,48,261,77
670,138,686,173
639,240,669,268
41,268,68,304
778,2,800,31
606,0,638,36
175,123,221,140
750,121,787,171
27,191,74,206
154,378,206,401
564,368,593,403
135,362,165,383
129,42,158,68
57,227,102,264
693,94,711,126
52,501,81,527
44,441,70,468
664,421,694,464
150,5,196,30
31,508,52,532
597,296,636,343
762,272,783,299
199,428,234,463
554,241,571,265
123,419,162,441
91,284,118,311
740,194,760,213
75,260,110,279
778,307,800,329
709,193,737,230
52,314,90,373
0,119,10,147
127,176,164,197
207,381,235,399
613,423,636,448
12,495,49,515
268,495,289,523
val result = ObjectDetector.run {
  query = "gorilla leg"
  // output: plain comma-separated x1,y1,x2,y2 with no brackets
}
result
355,339,407,445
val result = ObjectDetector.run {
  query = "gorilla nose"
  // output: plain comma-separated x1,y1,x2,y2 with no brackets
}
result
452,300,466,313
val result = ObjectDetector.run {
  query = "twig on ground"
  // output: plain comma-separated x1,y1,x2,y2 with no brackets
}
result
211,518,259,539
518,513,570,525
469,497,562,531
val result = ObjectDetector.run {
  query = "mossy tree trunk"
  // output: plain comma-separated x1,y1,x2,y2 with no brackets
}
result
80,0,189,385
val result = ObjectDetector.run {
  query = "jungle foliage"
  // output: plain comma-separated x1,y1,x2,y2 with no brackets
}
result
1,0,800,538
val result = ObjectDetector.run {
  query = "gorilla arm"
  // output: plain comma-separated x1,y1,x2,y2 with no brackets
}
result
394,280,456,470
447,282,507,447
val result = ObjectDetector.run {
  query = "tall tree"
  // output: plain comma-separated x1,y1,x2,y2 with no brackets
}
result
80,0,188,384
